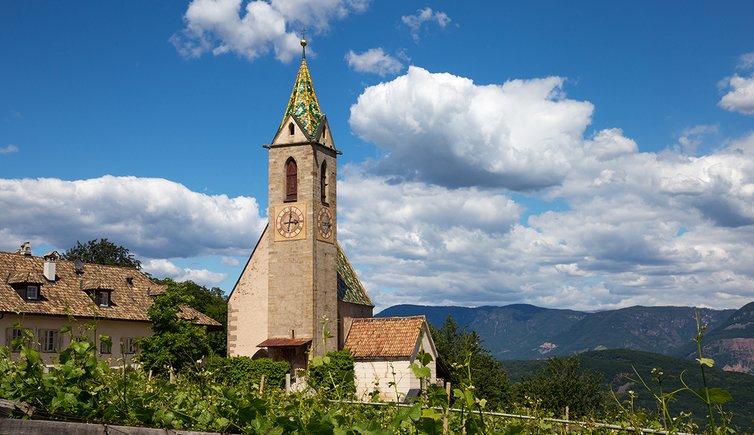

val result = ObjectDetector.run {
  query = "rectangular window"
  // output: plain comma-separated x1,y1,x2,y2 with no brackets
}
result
5,328,23,352
122,337,138,355
100,338,112,354
26,285,39,300
40,329,59,353
97,291,110,307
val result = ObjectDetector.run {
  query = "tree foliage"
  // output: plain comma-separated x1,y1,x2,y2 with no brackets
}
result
152,278,228,356
62,238,142,270
136,284,211,374
513,356,603,418
431,316,511,409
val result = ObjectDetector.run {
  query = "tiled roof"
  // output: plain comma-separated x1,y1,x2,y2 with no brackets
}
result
279,56,323,138
337,243,373,307
0,252,219,327
344,316,426,358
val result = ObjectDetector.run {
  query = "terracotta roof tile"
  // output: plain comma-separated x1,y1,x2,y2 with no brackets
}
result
0,252,219,327
344,316,426,359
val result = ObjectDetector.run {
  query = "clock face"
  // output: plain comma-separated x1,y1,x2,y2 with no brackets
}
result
317,207,333,239
276,205,305,238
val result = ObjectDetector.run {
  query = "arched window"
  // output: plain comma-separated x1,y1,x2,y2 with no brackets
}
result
288,122,295,135
322,125,327,138
320,161,328,204
285,158,297,202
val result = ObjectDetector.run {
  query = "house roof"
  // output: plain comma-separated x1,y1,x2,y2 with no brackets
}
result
344,316,427,359
337,243,374,307
0,251,219,327
279,54,322,138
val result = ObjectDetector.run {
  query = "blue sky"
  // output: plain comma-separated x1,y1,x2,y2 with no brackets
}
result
2,1,754,311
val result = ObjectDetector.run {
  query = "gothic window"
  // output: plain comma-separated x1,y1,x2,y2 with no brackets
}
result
320,161,328,204
288,122,295,135
285,158,298,202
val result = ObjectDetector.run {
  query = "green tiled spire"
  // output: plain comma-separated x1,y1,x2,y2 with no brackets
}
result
280,39,323,137
337,243,374,307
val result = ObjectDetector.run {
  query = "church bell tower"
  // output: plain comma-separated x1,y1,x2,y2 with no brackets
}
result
263,39,339,365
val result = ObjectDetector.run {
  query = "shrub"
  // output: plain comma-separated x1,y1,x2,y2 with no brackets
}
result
208,356,290,388
307,350,355,399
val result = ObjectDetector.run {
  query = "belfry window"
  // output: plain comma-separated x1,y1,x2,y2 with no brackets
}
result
320,161,328,204
285,158,298,202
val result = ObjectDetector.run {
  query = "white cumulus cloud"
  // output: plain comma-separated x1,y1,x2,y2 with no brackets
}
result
171,0,368,62
345,48,403,76
719,74,754,115
0,175,266,258
401,7,451,42
143,259,227,287
341,67,754,311
349,66,594,190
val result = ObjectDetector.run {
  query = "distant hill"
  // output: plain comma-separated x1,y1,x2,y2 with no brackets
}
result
673,301,754,374
504,349,754,431
377,303,739,363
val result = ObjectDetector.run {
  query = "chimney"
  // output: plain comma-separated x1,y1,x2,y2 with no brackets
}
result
17,242,32,256
43,251,59,282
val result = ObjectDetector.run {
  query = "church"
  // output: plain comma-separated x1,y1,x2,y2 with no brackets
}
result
226,40,438,400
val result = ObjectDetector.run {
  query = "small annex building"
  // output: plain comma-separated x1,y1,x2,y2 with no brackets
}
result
227,39,439,400
0,245,219,365
344,316,438,401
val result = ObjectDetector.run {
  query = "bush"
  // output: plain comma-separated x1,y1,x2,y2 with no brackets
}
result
208,356,290,388
307,350,355,399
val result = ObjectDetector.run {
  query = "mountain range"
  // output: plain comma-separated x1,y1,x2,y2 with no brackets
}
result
378,301,754,374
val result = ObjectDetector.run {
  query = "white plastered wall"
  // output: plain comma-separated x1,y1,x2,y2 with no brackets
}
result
1,314,151,366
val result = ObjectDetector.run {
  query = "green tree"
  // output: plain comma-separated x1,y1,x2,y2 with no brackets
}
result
62,238,142,270
136,283,211,374
152,278,227,356
431,316,511,409
513,356,603,418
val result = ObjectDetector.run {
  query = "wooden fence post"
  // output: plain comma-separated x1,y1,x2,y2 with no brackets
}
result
443,381,451,435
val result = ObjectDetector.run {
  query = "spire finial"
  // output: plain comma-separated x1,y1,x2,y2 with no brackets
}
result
300,31,307,59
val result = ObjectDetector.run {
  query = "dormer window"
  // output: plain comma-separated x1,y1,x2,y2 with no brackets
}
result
96,290,111,307
26,285,39,301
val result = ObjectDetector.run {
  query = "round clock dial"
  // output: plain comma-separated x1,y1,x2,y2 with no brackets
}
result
317,207,333,239
276,205,304,238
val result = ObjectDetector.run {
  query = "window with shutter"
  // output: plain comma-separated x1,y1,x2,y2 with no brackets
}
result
40,329,59,353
